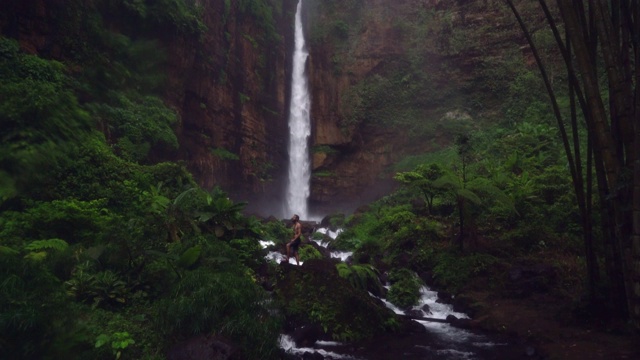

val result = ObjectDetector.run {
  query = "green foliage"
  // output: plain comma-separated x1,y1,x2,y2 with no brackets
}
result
177,245,202,268
111,0,205,36
0,38,91,202
24,238,69,252
211,147,240,161
431,252,499,293
157,266,281,359
336,263,384,295
312,170,336,178
237,0,281,43
0,245,70,359
195,187,248,239
299,245,323,262
65,268,129,309
312,145,340,154
0,199,114,246
229,238,263,268
387,268,423,309
259,220,290,243
395,163,446,214
87,95,178,163
277,261,396,342
95,331,135,360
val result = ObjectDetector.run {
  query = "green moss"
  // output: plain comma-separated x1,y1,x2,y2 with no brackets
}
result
276,259,397,342
299,245,323,262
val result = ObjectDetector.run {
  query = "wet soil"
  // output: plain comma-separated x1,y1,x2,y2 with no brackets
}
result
463,291,640,360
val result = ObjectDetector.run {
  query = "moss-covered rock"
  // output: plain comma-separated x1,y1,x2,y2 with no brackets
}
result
274,258,398,342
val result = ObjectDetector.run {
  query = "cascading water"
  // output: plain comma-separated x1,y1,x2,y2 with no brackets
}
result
285,0,311,220
260,228,514,359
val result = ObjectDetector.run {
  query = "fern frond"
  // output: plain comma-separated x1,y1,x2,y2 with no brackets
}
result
457,188,482,205
0,245,19,255
24,238,68,252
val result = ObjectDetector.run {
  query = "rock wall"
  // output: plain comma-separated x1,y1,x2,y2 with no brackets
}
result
0,0,534,217
302,0,531,214
160,0,298,214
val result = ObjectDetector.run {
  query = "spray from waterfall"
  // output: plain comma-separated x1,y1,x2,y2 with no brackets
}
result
285,0,311,220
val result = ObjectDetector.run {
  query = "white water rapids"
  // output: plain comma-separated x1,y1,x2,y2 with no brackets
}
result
285,0,311,220
260,228,508,359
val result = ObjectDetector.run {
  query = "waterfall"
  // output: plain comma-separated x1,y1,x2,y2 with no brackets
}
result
285,0,311,220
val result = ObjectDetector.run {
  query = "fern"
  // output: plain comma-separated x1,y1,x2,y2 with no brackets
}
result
24,238,68,252
336,263,383,294
0,245,19,255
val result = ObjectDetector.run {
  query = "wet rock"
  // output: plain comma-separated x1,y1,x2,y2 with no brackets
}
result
405,309,424,318
420,304,432,314
292,324,323,347
306,240,331,258
452,294,475,315
437,291,453,304
275,258,397,342
443,314,474,329
319,213,346,230
302,353,324,360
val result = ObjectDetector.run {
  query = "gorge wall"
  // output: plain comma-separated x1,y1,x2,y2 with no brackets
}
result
0,0,535,217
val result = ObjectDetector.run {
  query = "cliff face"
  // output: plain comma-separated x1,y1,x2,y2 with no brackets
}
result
0,0,534,217
302,0,532,214
0,0,298,215
160,0,298,212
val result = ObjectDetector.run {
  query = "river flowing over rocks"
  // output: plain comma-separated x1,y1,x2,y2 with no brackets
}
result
261,227,536,360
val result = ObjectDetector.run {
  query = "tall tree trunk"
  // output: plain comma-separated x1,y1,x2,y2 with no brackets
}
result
508,0,599,301
629,0,640,330
509,0,640,325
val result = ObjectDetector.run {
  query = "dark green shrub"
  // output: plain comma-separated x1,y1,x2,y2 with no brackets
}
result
387,268,423,309
260,219,290,243
336,263,384,296
299,245,323,262
432,252,499,293
156,267,281,359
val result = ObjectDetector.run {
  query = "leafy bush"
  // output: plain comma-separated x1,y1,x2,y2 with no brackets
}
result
336,263,384,296
387,268,423,309
260,220,290,244
0,38,91,202
87,95,178,163
0,247,71,359
0,199,114,246
156,267,281,359
299,245,323,262
432,252,499,293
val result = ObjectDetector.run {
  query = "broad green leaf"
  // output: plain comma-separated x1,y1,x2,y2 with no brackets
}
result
177,245,202,268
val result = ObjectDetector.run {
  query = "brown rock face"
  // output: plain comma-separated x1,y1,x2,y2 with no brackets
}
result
160,0,298,211
0,0,532,217
301,0,532,214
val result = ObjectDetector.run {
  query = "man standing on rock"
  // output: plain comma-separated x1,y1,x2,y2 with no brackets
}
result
285,214,302,265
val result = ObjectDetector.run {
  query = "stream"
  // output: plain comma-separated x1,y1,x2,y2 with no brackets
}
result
261,227,524,360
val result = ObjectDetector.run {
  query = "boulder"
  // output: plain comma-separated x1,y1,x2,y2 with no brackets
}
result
275,258,398,342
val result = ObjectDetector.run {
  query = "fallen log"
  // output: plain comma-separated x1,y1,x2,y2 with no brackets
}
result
400,314,450,323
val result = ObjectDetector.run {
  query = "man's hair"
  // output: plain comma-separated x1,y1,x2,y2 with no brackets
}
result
292,214,299,221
